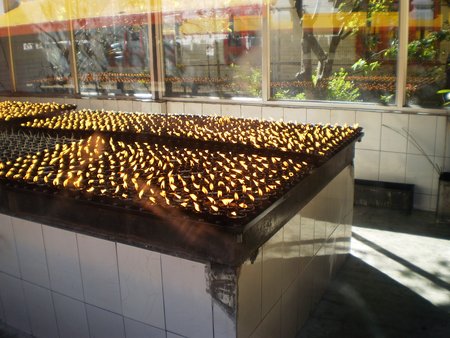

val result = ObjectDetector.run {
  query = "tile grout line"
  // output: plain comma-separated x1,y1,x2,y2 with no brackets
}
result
9,217,33,335
114,242,127,337
159,254,168,337
75,234,92,338
40,223,62,338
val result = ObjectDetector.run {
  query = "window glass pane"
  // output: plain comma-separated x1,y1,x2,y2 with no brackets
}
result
270,0,399,104
73,1,153,99
0,1,12,93
407,0,449,108
5,0,74,94
0,36,11,94
162,0,263,98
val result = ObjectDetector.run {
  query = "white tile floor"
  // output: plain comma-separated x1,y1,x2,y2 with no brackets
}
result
297,206,450,338
351,226,450,309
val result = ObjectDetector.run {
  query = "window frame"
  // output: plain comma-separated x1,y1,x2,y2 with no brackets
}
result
0,0,448,115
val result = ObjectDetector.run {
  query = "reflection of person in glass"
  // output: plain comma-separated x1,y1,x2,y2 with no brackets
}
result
293,0,328,81
126,26,146,69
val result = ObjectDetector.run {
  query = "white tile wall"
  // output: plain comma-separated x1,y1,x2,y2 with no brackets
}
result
430,195,438,213
117,100,132,112
281,214,301,292
355,111,382,151
296,272,312,331
161,254,213,338
221,104,241,118
184,102,203,115
117,244,165,329
12,217,50,288
314,220,327,255
42,226,84,301
237,253,262,338
22,282,59,338
434,116,447,158
75,99,90,110
140,101,153,113
354,149,380,181
330,110,356,125
77,234,122,314
103,99,119,112
52,98,65,105
325,220,336,240
0,273,31,334
167,101,185,115
243,105,262,120
414,193,432,211
381,113,409,153
300,216,315,259
90,99,104,111
406,154,435,195
132,100,143,112
262,229,283,317
86,304,126,338
250,299,281,338
0,214,21,277
202,103,220,116
283,107,307,123
213,300,236,338
262,106,283,121
445,120,450,160
155,102,166,114
124,318,166,338
408,114,436,155
52,292,90,338
281,276,300,338
432,157,445,195
307,108,331,124
312,256,330,305
379,152,407,183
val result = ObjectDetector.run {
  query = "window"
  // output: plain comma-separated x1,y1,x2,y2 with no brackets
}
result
0,0,447,110
6,0,74,94
162,0,263,98
73,1,153,99
0,37,12,94
270,0,399,104
407,0,450,108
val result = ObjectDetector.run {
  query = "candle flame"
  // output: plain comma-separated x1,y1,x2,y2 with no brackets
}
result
222,198,234,206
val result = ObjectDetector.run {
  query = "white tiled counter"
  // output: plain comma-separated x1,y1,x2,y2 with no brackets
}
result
0,165,353,338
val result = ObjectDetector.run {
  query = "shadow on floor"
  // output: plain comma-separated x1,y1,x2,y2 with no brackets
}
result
297,255,450,338
353,206,450,240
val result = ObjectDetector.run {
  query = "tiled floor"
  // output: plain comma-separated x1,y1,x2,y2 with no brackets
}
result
1,206,450,338
297,206,450,338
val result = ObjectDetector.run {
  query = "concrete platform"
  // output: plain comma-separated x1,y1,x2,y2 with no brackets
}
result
2,206,450,338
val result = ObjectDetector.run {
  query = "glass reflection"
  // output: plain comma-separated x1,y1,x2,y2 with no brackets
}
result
407,1,450,108
3,0,74,93
270,0,398,104
73,1,153,98
0,37,11,94
162,0,263,98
